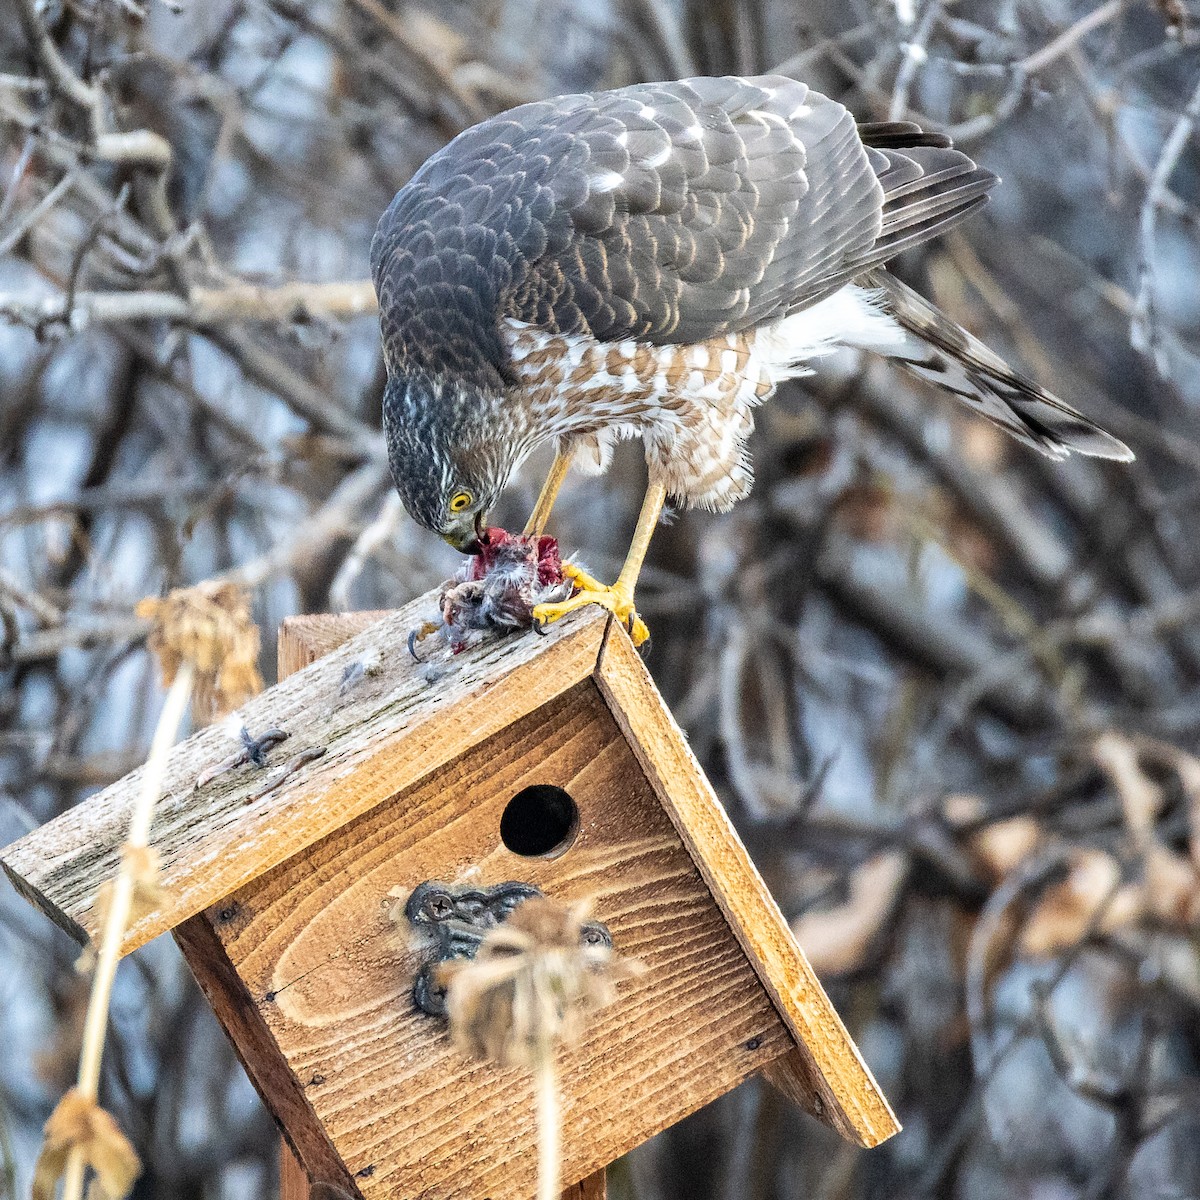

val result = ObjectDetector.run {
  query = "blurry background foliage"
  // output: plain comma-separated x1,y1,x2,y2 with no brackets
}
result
4,0,1200,1197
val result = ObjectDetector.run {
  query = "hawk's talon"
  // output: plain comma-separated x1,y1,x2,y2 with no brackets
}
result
562,562,606,592
533,571,650,647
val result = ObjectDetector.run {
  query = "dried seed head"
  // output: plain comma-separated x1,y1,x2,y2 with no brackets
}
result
32,1090,140,1200
136,581,263,719
438,897,638,1070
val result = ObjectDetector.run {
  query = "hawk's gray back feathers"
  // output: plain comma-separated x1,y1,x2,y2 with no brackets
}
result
371,74,1130,531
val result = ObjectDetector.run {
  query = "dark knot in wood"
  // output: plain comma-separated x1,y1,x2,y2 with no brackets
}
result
404,880,612,1017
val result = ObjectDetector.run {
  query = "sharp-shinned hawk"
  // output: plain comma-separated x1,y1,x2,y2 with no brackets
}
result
371,74,1132,645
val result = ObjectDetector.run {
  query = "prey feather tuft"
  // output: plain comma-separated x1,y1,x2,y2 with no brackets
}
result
409,528,575,655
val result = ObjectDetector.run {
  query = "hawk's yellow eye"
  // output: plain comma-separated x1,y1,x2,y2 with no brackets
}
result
449,491,472,513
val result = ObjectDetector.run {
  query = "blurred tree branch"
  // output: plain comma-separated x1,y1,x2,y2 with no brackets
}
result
0,279,377,330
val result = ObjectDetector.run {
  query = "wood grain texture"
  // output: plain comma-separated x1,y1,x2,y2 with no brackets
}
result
205,679,792,1200
276,622,371,1200
563,1172,606,1199
277,612,389,675
274,618,609,1200
173,913,359,1198
280,1144,310,1200
0,595,609,954
7,595,896,1182
593,627,901,1148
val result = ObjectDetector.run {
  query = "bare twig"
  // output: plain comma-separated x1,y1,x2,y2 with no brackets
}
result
1132,73,1200,374
0,166,78,257
15,0,175,235
0,280,377,330
946,0,1126,141
206,328,381,455
223,464,388,589
329,490,405,611
889,1,941,120
1019,0,1125,74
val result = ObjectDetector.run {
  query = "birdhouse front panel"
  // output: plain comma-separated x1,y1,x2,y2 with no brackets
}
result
185,676,794,1200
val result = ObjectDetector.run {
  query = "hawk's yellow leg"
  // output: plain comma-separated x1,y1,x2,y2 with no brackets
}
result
523,446,574,538
533,481,666,647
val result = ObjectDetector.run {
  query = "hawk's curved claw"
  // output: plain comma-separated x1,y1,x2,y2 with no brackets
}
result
533,564,650,647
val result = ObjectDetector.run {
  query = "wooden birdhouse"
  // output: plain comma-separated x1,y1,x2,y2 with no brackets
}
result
1,598,898,1200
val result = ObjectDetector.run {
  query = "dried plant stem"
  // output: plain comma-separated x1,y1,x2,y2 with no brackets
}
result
1133,70,1200,372
60,664,194,1200
435,897,631,1200
535,1051,560,1200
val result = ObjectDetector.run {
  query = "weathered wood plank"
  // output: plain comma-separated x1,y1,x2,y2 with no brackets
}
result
277,619,373,1200
277,612,388,676
275,619,367,1200
174,912,359,1197
279,1144,309,1200
0,594,609,955
275,615,612,1200
206,678,792,1200
279,1085,608,1200
593,628,901,1149
9,598,897,1176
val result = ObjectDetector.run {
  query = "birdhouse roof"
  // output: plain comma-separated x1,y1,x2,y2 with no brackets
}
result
1,597,610,955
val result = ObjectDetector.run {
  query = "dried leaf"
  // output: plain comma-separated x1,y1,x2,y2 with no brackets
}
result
1019,849,1142,957
1094,732,1161,848
969,816,1042,883
942,793,985,826
32,1090,140,1200
1150,746,1200,871
1091,734,1200,928
1145,843,1200,927
136,581,262,720
791,852,907,975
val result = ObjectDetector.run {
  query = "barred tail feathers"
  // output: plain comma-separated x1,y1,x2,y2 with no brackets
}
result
859,270,1133,462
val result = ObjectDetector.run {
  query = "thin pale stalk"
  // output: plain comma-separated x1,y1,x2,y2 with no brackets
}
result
536,1051,560,1200
61,664,194,1200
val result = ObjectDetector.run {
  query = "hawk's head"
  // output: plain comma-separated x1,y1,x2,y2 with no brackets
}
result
383,369,529,555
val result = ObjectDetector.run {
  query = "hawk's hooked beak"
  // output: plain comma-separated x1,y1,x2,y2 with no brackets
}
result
442,509,487,555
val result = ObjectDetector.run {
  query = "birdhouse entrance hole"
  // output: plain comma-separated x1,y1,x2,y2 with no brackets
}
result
500,784,579,857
